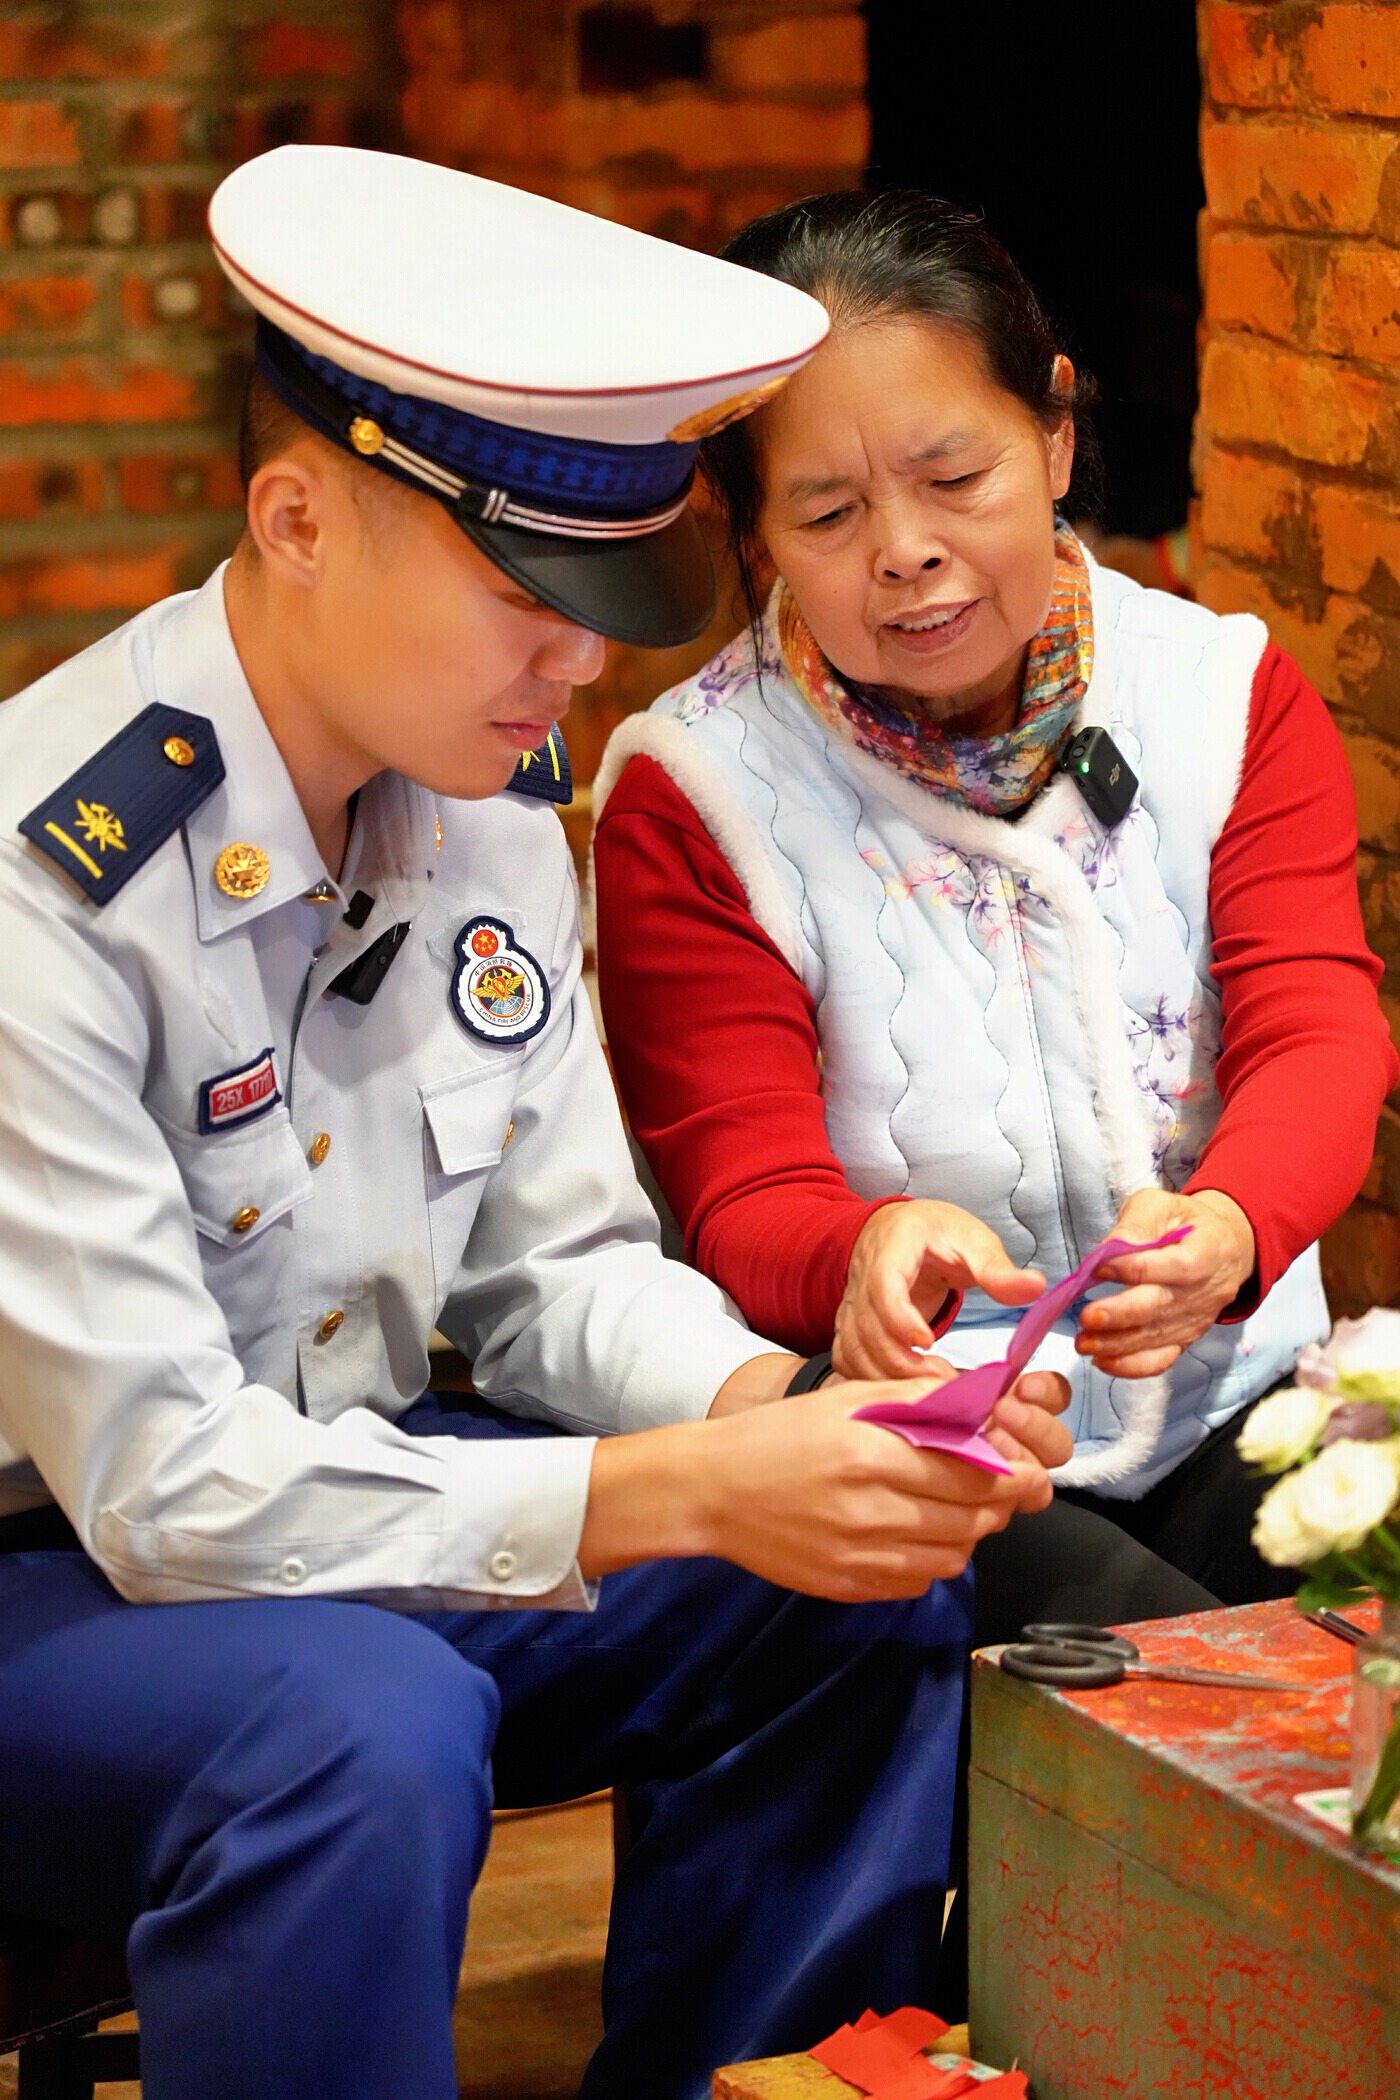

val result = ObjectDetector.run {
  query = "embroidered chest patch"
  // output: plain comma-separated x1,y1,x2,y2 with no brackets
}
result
198,1049,281,1134
451,917,550,1046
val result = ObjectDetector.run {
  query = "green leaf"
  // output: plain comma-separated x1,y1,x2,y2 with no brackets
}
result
1295,1571,1373,1612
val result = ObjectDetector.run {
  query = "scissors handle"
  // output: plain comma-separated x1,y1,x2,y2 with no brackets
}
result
1021,1622,1138,1663
999,1641,1125,1689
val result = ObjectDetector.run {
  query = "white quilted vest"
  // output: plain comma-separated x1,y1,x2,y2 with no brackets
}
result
595,557,1328,1496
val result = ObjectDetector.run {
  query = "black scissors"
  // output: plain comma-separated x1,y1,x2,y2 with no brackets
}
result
998,1622,1317,1694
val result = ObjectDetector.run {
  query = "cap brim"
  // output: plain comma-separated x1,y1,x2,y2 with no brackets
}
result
456,502,715,649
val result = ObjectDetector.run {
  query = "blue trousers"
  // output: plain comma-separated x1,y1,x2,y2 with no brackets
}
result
0,1398,971,2100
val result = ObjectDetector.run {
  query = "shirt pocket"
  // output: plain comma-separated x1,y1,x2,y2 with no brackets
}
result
163,1112,316,1247
158,1111,315,1380
420,1065,520,1306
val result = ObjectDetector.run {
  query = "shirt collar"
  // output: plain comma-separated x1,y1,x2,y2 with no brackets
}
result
154,565,437,942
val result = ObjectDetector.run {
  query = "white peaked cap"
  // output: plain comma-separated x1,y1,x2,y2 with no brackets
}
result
209,145,829,447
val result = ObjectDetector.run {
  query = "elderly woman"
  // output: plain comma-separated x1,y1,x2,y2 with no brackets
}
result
593,191,1397,1612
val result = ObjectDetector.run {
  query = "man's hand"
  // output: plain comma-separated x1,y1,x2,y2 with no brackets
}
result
834,1200,1044,1379
1076,1186,1256,1378
578,1365,1071,1602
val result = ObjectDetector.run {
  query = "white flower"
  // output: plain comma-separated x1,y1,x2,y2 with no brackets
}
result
1293,1440,1400,1554
1236,1387,1332,1471
1301,1310,1400,1405
1253,1472,1327,1567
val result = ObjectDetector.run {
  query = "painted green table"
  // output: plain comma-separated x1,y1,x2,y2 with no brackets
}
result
969,1597,1400,2097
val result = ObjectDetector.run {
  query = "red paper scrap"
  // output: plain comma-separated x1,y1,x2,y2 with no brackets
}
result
811,2022,915,2087
965,2075,1027,2099
809,2006,967,2097
880,2006,950,2052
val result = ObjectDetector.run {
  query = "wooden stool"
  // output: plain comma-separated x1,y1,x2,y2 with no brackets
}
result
0,1912,138,2098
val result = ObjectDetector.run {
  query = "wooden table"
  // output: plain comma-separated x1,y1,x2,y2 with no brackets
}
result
969,1597,1400,2098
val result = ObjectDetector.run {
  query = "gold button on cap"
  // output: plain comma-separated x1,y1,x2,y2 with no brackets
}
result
231,1205,260,1234
309,1132,331,1166
163,735,195,767
349,415,384,456
215,842,271,898
316,1310,344,1342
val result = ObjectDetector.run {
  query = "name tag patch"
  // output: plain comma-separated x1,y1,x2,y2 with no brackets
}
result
451,917,550,1046
198,1049,281,1134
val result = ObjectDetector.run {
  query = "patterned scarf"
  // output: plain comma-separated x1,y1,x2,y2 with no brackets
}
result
777,523,1095,817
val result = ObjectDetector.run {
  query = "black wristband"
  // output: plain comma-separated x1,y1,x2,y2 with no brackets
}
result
784,1350,835,1396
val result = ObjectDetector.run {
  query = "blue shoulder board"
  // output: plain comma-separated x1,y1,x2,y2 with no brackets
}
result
18,702,225,906
504,724,572,806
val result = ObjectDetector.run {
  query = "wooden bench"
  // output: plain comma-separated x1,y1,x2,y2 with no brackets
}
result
0,1914,137,2098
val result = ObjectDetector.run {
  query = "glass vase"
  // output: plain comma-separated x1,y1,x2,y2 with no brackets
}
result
1352,1598,1400,1861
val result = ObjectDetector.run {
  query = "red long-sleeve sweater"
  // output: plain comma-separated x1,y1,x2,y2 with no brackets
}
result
594,644,1397,1356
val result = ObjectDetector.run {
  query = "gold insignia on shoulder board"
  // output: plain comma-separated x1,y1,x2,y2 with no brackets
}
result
349,416,385,457
666,375,791,444
74,800,127,854
163,736,195,767
215,842,271,898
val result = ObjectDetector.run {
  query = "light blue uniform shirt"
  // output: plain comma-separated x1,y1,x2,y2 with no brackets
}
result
0,568,769,1606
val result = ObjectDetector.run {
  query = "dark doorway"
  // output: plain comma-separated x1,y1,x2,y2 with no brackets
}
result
864,2,1204,538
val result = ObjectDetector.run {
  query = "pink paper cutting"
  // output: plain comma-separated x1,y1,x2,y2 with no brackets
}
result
852,1226,1192,1474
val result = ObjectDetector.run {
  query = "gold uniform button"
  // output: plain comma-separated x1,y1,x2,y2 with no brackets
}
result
163,735,195,767
348,415,385,456
310,1132,331,1166
215,842,271,898
231,1205,260,1234
502,1119,515,1149
316,1310,344,1342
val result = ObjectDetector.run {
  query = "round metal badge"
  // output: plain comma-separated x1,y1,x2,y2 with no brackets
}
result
451,916,550,1046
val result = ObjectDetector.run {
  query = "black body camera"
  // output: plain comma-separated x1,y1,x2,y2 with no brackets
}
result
1058,726,1138,828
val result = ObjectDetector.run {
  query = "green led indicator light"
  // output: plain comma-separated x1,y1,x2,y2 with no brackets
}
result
1080,760,1091,773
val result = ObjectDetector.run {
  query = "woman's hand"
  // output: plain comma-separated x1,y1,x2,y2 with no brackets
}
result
834,1199,1045,1379
1076,1187,1257,1378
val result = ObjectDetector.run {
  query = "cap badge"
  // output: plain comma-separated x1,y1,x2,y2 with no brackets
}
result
451,915,550,1047
215,842,272,899
666,374,792,444
348,415,385,457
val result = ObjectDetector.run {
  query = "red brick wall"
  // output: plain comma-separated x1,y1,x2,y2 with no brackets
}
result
395,0,869,851
0,4,865,841
1196,1,1400,1312
0,2,395,701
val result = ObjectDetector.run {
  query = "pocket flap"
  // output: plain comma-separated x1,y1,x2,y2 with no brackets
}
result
163,1112,316,1247
420,1067,519,1176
